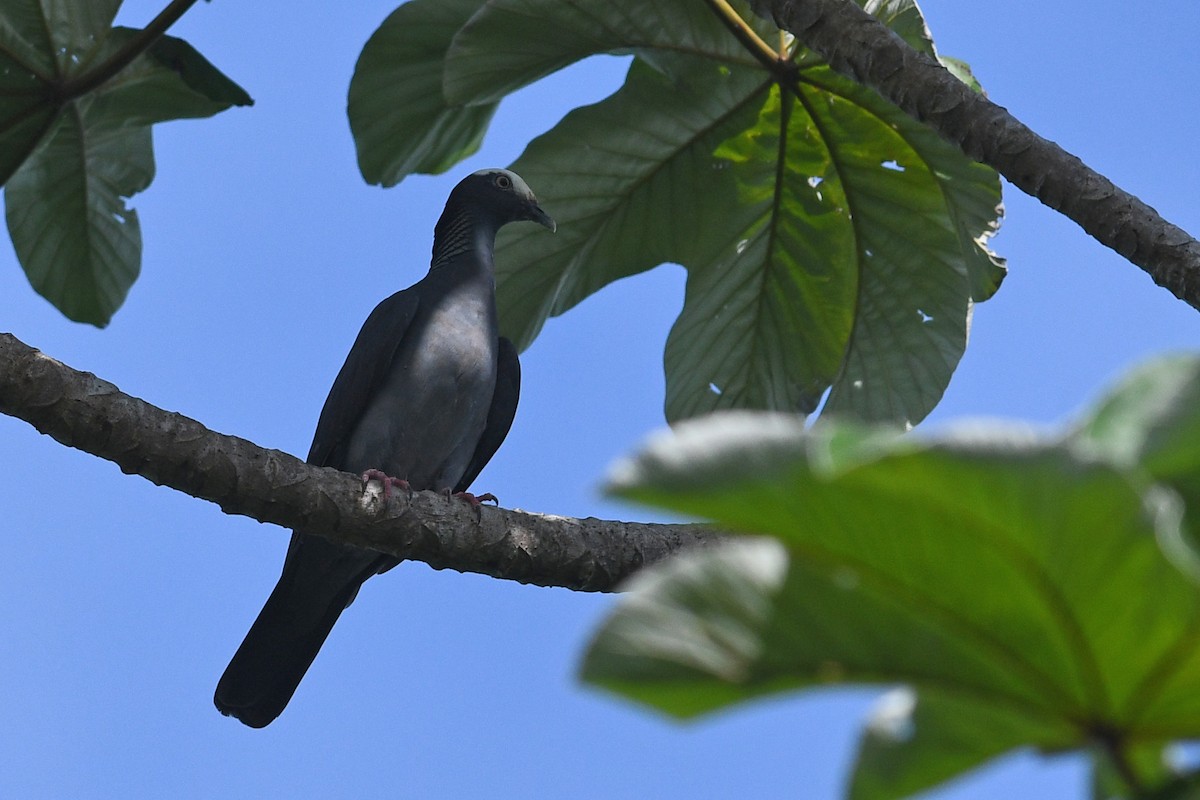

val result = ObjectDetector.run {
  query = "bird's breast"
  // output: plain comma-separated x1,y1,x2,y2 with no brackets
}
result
409,297,496,386
343,284,499,489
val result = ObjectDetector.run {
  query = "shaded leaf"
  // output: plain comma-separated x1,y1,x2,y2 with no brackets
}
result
586,410,1200,795
493,55,855,419
5,106,151,326
0,0,123,185
0,101,59,188
89,30,253,126
348,0,496,186
1,9,249,325
443,0,759,106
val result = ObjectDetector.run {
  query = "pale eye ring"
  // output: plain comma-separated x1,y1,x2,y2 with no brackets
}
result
496,174,512,189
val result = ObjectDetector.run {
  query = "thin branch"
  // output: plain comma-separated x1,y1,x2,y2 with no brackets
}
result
55,0,202,101
0,332,716,592
748,0,1200,311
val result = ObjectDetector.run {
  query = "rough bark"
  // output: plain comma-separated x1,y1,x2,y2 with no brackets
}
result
751,0,1200,311
0,332,715,592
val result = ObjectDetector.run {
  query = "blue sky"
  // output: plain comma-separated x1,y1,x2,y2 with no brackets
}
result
1,1,1198,798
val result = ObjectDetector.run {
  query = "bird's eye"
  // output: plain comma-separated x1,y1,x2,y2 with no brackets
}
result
496,174,512,189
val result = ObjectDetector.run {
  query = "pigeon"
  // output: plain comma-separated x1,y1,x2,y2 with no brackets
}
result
214,168,554,728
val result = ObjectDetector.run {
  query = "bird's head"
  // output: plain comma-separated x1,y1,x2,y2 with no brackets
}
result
457,168,556,233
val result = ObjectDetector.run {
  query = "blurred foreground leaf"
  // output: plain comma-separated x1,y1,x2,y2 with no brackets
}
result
584,354,1200,798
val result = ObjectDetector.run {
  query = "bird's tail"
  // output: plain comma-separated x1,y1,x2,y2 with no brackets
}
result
214,534,386,728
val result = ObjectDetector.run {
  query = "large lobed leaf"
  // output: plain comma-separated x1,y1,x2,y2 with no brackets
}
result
347,0,497,186
349,0,1004,426
0,2,250,327
584,353,1200,798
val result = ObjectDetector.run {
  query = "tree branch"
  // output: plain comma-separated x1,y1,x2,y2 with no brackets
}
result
0,332,715,592
750,0,1200,311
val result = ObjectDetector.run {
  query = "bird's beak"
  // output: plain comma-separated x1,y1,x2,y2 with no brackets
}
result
526,201,556,233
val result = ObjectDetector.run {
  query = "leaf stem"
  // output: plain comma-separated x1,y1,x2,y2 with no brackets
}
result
55,0,202,101
701,0,794,80
1095,726,1148,797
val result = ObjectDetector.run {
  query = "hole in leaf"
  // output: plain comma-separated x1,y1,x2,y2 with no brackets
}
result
868,689,917,743
881,159,905,172
708,382,723,396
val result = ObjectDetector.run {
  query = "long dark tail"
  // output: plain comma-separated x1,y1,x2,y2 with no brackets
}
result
214,533,389,728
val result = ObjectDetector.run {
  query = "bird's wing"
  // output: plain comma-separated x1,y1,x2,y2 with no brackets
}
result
306,288,420,468
454,336,521,493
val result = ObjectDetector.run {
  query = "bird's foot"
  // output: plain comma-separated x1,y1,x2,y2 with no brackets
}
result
453,491,498,507
441,489,496,525
361,469,412,502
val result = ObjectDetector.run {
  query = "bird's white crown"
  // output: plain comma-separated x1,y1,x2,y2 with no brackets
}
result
472,168,535,200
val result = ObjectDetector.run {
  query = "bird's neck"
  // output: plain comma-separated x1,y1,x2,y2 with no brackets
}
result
430,206,500,275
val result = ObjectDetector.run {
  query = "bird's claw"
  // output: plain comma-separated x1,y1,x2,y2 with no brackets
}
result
361,469,412,502
449,490,498,508
444,490,498,523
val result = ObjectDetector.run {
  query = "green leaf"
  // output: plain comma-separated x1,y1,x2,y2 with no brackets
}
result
0,101,59,189
797,0,1005,305
1,11,250,325
89,30,254,127
5,106,152,326
442,0,759,106
587,411,1200,795
850,689,1070,800
580,537,795,716
0,0,122,185
1069,355,1200,577
348,0,497,186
